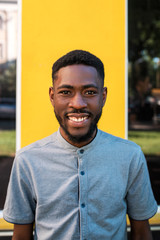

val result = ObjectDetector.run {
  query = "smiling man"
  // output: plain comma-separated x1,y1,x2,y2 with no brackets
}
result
3,50,157,240
50,63,106,147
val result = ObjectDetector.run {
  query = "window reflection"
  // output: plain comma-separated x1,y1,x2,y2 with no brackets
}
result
128,0,160,212
0,1,17,211
129,58,160,130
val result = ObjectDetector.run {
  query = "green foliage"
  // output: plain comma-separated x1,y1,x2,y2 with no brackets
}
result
0,130,15,156
0,60,16,98
128,131,160,156
128,0,160,100
129,0,160,61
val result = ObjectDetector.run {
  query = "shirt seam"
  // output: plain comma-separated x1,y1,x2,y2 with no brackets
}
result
128,203,158,220
3,213,34,225
16,134,58,158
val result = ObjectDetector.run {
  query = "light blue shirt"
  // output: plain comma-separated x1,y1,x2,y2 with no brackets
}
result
3,129,157,240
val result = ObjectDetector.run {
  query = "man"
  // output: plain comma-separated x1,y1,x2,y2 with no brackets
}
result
3,50,157,240
129,59,155,123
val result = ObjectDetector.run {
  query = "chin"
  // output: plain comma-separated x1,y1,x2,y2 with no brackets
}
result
65,126,97,144
55,112,100,144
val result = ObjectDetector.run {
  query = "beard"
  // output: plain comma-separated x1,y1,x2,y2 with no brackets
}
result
54,109,102,144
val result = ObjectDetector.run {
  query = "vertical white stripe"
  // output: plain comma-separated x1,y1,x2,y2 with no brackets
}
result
125,0,128,139
0,210,3,218
16,0,22,151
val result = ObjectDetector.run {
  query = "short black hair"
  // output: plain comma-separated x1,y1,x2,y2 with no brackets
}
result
52,50,105,84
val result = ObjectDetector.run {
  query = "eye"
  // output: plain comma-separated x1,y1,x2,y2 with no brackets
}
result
85,90,97,95
59,90,71,95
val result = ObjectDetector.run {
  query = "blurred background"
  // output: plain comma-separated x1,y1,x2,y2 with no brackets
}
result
0,0,160,239
128,0,160,208
0,0,17,212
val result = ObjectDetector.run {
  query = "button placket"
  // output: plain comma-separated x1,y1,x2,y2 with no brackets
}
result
80,171,85,176
78,149,87,240
80,149,84,154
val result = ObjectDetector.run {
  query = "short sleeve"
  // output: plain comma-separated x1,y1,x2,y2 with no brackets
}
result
126,148,157,220
3,154,36,224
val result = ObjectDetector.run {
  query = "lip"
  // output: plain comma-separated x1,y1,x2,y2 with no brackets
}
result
66,113,90,127
67,113,90,117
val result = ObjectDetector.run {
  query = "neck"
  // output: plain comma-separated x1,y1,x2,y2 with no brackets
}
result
60,127,97,148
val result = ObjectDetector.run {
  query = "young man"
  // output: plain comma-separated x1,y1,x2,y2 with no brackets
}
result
3,50,157,240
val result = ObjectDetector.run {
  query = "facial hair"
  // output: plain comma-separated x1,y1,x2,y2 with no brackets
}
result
54,109,102,144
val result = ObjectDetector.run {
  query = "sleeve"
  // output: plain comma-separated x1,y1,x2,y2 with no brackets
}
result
126,148,158,220
3,154,36,224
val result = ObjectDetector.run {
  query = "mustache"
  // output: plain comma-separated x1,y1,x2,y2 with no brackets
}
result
65,109,92,116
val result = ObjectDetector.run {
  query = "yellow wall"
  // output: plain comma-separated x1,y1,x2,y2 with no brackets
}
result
21,0,126,147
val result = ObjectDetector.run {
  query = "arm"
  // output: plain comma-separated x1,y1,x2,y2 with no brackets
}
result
12,223,34,240
129,218,153,240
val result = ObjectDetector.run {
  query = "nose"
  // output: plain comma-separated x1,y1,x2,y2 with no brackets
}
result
69,93,87,109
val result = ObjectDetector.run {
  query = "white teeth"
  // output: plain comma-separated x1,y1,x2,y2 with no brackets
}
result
69,117,88,122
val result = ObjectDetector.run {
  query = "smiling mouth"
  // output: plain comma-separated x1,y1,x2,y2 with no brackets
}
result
68,116,89,122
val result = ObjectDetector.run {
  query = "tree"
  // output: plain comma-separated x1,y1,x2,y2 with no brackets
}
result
0,60,16,99
128,0,160,61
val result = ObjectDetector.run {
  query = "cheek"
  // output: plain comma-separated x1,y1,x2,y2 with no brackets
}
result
53,99,68,111
88,103,102,114
89,97,103,109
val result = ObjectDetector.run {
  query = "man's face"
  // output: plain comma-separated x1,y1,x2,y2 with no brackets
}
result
49,64,107,147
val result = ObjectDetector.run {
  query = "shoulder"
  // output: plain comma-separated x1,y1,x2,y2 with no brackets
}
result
97,129,145,167
98,129,141,152
16,131,58,159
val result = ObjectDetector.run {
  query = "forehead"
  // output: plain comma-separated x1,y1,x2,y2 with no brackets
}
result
54,64,101,88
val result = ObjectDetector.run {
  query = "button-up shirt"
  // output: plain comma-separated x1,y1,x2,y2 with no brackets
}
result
3,129,157,240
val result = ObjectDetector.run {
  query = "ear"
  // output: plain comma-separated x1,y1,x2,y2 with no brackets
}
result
49,87,54,106
102,87,107,107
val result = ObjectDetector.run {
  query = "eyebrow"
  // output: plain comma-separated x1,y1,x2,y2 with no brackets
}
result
83,84,99,89
57,84,99,90
57,85,74,90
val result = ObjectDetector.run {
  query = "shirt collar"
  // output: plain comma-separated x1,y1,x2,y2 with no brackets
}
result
56,128,101,151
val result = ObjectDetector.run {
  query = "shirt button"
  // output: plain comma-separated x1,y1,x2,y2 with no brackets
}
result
81,203,85,208
80,171,85,175
80,149,84,154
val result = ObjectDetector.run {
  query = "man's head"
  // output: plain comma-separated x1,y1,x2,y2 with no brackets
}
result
49,50,107,147
52,50,105,86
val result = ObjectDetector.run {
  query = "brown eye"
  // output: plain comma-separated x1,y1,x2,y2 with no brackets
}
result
59,90,71,95
85,90,97,95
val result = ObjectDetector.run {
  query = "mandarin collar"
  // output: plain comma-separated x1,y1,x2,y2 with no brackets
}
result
56,128,100,152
